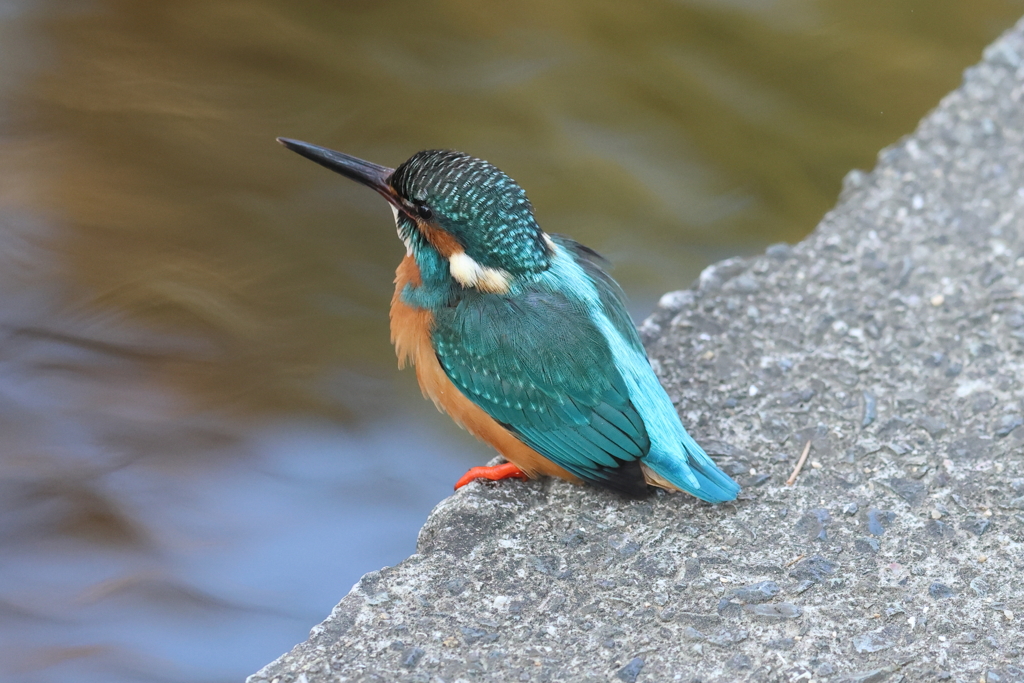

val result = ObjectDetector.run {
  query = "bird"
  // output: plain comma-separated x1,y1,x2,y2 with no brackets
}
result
277,137,740,502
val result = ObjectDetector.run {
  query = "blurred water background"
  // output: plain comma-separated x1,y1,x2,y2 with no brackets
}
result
1,1,1022,681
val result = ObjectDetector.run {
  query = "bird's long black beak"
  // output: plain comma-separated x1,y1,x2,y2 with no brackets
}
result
277,137,399,206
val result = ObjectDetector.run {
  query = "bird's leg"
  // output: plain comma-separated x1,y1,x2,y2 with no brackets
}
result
454,462,529,490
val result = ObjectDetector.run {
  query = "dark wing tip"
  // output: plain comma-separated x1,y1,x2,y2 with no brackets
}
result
584,459,650,499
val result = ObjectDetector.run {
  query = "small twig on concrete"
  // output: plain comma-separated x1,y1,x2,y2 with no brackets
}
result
786,440,812,486
784,553,805,568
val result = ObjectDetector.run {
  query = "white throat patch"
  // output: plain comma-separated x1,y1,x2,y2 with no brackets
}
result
391,205,413,255
448,251,511,294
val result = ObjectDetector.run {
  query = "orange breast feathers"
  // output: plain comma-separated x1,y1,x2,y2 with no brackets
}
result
389,255,579,483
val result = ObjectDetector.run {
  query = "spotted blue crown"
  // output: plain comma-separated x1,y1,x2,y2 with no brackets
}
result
390,151,551,276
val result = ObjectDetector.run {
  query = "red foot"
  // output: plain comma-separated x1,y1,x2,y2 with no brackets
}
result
454,463,529,490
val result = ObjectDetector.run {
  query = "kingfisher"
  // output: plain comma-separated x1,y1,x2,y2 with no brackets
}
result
278,138,739,502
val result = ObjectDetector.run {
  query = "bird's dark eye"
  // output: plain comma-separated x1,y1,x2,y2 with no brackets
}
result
416,203,433,221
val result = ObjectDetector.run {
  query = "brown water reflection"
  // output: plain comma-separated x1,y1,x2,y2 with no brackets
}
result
0,1,1021,681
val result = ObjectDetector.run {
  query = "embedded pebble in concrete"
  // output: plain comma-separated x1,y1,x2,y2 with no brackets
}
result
854,537,880,554
743,603,802,619
963,516,992,536
836,668,898,683
788,555,836,585
852,627,899,654
251,18,1024,683
863,507,895,536
616,657,644,683
729,580,780,604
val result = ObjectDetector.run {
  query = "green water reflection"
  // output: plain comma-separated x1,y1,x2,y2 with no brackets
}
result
0,0,1021,681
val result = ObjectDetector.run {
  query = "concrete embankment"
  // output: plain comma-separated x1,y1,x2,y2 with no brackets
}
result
252,17,1024,683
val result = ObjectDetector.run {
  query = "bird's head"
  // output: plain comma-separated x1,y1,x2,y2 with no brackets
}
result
278,139,553,293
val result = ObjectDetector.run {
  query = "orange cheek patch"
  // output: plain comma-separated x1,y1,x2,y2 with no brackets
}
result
418,221,462,258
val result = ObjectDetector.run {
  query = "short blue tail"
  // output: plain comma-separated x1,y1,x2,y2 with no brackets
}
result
645,430,740,503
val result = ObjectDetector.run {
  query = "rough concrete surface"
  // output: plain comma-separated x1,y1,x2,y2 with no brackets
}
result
251,18,1024,683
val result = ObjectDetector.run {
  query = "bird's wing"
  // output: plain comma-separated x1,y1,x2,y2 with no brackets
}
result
432,287,652,495
549,237,738,503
